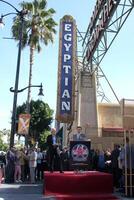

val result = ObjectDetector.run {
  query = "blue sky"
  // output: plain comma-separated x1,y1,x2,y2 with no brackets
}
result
0,0,134,130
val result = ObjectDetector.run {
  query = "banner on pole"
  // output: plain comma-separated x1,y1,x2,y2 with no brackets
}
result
18,114,31,135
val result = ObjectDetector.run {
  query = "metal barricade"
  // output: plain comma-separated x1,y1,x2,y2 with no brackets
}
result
121,99,134,197
124,130,134,197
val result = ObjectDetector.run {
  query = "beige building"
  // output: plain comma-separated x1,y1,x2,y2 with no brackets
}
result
62,71,134,150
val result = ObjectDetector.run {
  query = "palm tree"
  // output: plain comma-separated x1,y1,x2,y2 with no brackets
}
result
12,0,57,112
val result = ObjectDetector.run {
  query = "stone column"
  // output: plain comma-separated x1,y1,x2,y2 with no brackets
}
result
77,71,98,137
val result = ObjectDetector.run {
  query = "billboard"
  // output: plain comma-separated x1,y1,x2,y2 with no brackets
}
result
56,15,77,123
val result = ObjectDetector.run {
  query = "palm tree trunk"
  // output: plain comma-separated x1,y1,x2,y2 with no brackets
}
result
26,45,34,113
25,45,34,146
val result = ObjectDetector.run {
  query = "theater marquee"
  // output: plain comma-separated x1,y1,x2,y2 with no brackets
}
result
56,15,77,123
86,0,121,61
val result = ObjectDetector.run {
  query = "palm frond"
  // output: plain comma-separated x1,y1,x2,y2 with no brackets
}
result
47,8,56,15
39,0,47,10
12,0,57,52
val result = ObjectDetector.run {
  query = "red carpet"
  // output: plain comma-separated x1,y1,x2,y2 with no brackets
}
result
44,171,119,200
54,194,119,200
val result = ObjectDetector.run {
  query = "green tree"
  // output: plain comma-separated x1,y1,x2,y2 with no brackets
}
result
0,130,9,151
12,0,57,109
16,100,53,146
39,129,50,150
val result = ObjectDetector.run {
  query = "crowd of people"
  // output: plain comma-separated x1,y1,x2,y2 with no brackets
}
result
0,129,70,184
0,142,125,189
0,147,48,184
0,126,133,197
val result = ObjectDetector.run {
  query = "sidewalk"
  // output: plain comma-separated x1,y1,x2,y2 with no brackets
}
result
115,191,133,200
0,182,133,200
0,183,55,200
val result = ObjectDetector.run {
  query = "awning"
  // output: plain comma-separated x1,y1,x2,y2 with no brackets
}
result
102,127,124,132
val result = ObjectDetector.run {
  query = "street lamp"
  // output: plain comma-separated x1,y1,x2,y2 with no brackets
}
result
10,83,44,147
10,83,44,96
0,0,27,148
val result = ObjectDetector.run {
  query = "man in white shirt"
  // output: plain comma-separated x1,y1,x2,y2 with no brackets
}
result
28,147,37,184
36,148,43,180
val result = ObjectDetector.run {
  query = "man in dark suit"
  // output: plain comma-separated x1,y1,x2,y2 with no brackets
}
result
111,145,120,188
46,128,63,173
73,126,86,141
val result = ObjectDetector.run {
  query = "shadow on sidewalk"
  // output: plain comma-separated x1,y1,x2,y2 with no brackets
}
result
0,183,56,200
0,182,43,194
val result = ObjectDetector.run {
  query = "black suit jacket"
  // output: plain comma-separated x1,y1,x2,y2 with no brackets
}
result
47,134,59,149
46,134,53,146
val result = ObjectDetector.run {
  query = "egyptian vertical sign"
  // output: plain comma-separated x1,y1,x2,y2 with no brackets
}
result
56,15,77,123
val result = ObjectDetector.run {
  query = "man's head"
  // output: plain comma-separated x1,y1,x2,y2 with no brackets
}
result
31,147,36,152
77,126,82,133
11,147,16,152
37,148,41,153
51,127,56,135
